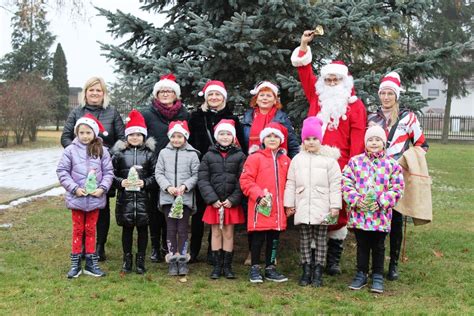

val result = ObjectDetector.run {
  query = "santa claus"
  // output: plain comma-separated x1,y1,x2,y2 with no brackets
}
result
291,30,367,275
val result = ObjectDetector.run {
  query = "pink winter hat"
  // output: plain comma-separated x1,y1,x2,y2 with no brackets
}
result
301,117,323,142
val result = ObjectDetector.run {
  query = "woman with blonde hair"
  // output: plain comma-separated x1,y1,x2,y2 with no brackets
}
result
61,76,125,261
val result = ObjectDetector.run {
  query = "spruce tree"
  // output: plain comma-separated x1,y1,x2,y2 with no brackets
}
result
99,0,465,126
0,0,56,80
51,43,70,131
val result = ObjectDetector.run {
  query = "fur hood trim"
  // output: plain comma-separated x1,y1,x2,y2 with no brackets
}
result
300,144,340,160
111,137,156,154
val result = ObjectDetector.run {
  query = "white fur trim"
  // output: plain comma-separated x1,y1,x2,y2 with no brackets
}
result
379,81,404,100
321,63,348,79
291,46,312,67
348,95,358,103
152,79,181,98
259,127,285,143
167,125,189,139
203,85,227,100
125,126,148,137
213,123,236,139
248,144,260,154
250,81,279,96
328,226,347,240
318,145,341,160
75,117,99,136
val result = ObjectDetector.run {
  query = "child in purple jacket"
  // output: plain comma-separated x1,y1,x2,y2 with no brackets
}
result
342,125,404,294
57,114,114,279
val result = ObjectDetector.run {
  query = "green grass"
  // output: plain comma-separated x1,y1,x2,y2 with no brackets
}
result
1,130,61,151
0,143,473,314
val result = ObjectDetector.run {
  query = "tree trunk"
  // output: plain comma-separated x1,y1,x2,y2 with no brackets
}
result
441,77,453,144
28,124,38,142
56,117,60,131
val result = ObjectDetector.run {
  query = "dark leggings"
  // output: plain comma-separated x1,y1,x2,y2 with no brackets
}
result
354,229,387,275
163,204,191,255
390,210,403,263
149,194,168,253
122,225,148,254
190,190,207,256
250,230,280,267
96,198,110,246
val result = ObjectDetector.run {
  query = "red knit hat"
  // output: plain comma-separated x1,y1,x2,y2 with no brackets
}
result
167,120,190,140
198,80,227,100
75,113,108,137
379,71,405,100
125,109,147,137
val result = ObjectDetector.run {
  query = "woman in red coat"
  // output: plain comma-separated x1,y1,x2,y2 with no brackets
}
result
240,122,291,284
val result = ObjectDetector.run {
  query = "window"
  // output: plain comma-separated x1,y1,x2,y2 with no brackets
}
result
428,89,440,97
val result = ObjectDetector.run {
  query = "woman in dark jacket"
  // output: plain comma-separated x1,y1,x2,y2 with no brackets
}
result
188,80,246,263
60,76,125,261
112,110,157,274
141,74,190,263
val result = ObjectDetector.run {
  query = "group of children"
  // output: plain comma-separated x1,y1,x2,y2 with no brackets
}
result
57,104,404,293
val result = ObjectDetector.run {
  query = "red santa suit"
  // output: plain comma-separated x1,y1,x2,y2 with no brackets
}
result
291,46,367,236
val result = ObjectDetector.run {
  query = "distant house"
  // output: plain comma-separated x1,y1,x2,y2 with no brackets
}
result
69,87,82,109
416,77,474,116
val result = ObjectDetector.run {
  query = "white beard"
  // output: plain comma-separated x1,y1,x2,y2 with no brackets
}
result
316,78,352,130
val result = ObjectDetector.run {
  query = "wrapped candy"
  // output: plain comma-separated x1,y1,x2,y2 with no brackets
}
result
169,195,184,219
218,206,225,230
85,169,97,194
364,178,378,211
256,189,272,217
125,166,142,192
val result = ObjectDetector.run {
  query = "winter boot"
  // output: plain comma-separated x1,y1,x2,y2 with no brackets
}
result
387,261,399,281
95,243,106,262
150,247,161,263
135,253,146,274
84,254,106,277
388,211,403,281
264,265,288,283
312,264,324,287
168,262,178,276
348,271,368,290
371,273,384,293
298,263,312,286
326,239,343,275
178,262,189,276
67,253,82,279
222,251,236,279
210,250,223,279
122,253,133,273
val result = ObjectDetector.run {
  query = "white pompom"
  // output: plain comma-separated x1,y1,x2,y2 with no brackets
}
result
103,131,109,136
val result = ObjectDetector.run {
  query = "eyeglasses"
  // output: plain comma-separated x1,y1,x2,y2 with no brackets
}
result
158,90,175,95
324,77,342,85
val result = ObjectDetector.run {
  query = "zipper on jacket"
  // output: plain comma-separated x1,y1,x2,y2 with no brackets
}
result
309,154,312,224
134,147,137,225
273,151,281,231
174,149,179,187
85,154,90,211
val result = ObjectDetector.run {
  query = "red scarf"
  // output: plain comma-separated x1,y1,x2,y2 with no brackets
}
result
248,106,277,149
153,99,183,120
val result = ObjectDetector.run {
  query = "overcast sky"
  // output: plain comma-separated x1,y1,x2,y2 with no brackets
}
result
0,0,165,87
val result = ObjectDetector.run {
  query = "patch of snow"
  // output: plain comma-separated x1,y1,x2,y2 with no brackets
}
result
0,187,65,210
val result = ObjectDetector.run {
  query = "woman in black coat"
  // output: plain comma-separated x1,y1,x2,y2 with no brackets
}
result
141,74,190,262
60,76,125,261
188,80,246,263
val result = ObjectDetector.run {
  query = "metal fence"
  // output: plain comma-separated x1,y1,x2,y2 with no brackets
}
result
420,114,474,140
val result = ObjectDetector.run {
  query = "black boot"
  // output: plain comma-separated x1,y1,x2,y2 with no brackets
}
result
388,214,403,281
150,247,161,263
122,253,132,273
298,263,311,286
67,253,82,279
326,239,343,275
136,253,146,274
96,243,106,262
210,250,223,279
312,264,323,287
222,251,236,279
387,261,399,281
84,254,106,277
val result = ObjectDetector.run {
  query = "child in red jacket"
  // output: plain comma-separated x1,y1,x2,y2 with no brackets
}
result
240,122,291,283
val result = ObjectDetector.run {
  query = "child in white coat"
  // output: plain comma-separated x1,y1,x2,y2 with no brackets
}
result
284,117,342,287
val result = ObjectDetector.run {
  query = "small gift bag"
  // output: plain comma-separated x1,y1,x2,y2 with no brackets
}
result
85,169,97,194
256,190,272,217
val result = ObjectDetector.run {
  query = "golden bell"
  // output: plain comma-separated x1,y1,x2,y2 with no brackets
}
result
313,25,324,36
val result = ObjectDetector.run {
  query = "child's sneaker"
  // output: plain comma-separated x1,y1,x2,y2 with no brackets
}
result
84,254,106,277
371,273,384,293
349,271,368,290
67,253,82,279
168,262,178,276
249,265,263,283
264,265,288,282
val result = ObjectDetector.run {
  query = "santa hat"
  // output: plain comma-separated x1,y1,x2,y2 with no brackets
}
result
250,81,279,96
198,80,227,100
167,120,190,140
379,71,405,100
365,125,387,145
320,60,349,79
152,73,181,98
301,116,323,142
213,119,236,139
259,122,286,144
125,109,147,137
75,113,108,137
